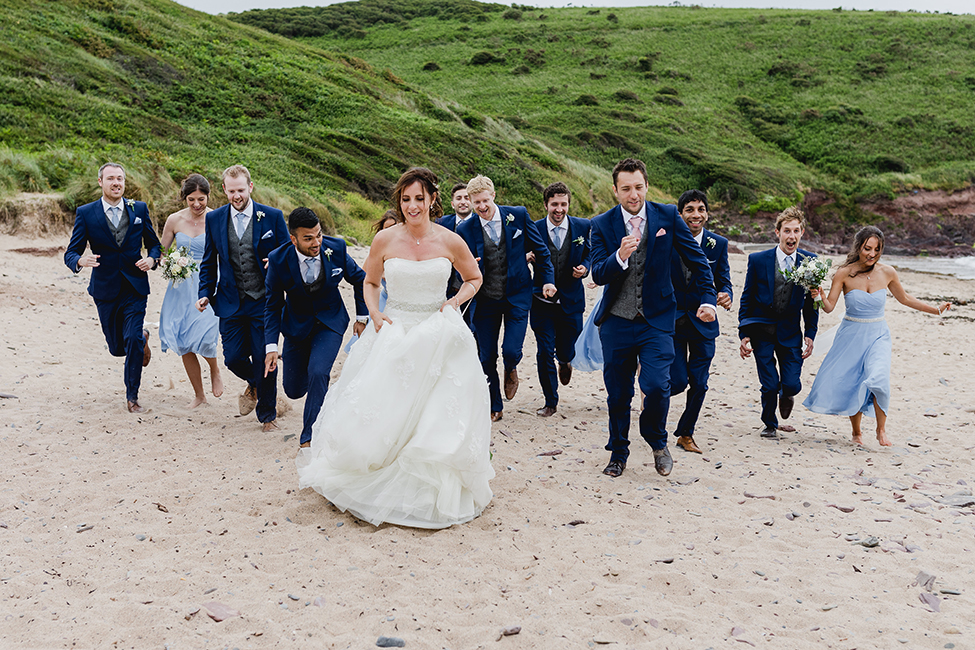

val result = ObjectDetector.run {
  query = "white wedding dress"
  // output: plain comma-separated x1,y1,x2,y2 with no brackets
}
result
296,257,494,529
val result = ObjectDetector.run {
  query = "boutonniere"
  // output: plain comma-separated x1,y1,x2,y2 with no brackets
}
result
505,214,514,225
323,247,333,260
572,235,585,246
706,236,716,249
255,210,265,222
125,198,135,210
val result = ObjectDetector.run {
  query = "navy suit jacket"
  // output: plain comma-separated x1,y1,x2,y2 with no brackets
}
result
457,205,555,312
437,213,460,232
64,198,162,300
591,201,715,330
672,228,733,339
264,237,367,345
198,202,289,318
737,247,819,347
529,216,591,315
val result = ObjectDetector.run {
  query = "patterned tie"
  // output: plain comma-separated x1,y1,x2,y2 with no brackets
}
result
785,254,795,272
628,216,642,241
487,221,500,245
235,213,247,240
109,206,120,228
552,226,562,249
303,258,317,284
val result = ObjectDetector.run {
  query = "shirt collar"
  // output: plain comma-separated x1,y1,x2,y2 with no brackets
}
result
620,203,647,227
235,200,254,219
693,231,704,246
295,248,318,264
479,205,502,227
547,216,566,233
776,246,796,268
101,197,123,212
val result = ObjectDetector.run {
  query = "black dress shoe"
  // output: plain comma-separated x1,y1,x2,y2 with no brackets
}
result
558,362,572,386
779,394,794,420
536,406,557,417
602,460,625,477
761,425,779,439
653,447,673,476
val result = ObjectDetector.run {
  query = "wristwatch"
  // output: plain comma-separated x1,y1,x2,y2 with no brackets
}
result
356,316,369,324
150,257,159,270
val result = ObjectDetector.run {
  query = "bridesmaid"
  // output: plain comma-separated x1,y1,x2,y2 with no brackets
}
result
806,226,950,446
159,174,224,408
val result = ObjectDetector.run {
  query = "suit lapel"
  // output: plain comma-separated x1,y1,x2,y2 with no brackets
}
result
251,203,263,250
767,248,778,289
642,201,658,263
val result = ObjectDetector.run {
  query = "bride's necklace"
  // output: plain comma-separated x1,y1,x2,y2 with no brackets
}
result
407,226,430,246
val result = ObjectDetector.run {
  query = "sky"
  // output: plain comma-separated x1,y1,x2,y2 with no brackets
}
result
177,0,972,16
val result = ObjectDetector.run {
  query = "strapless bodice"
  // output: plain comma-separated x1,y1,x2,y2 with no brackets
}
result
383,257,451,316
174,231,206,261
843,289,886,321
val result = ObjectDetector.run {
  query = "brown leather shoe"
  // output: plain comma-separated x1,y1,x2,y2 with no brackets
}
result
142,329,151,367
558,362,572,386
603,460,625,477
536,405,557,417
239,386,258,416
127,400,145,413
490,411,503,422
262,420,278,433
503,368,519,400
676,435,703,454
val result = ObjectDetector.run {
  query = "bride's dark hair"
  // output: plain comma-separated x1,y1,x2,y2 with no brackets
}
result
391,167,443,222
841,225,885,277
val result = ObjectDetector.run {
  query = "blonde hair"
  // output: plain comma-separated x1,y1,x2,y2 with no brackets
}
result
775,205,805,230
466,175,495,196
221,164,252,185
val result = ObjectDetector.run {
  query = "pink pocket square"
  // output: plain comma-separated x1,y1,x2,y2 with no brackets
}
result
655,228,666,237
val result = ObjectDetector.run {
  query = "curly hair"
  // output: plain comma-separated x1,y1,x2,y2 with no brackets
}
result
391,167,443,222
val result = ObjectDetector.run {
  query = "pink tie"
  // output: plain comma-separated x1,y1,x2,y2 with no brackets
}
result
628,216,642,241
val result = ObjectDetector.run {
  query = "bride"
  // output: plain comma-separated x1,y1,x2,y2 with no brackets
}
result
296,167,494,529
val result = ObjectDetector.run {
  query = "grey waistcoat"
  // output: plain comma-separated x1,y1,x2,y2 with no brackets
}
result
608,227,649,321
106,207,129,247
305,260,326,294
227,215,265,301
481,227,507,301
773,262,792,314
549,231,571,284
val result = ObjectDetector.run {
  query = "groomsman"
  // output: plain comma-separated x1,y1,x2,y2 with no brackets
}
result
738,206,818,438
590,159,716,478
529,182,591,417
457,174,556,421
64,162,161,413
197,165,290,432
438,183,475,324
669,189,733,454
263,208,368,447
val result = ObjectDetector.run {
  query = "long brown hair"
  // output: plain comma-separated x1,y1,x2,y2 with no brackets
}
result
841,226,885,277
391,167,443,222
373,209,401,234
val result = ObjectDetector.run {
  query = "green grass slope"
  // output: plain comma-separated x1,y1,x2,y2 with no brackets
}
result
0,0,614,240
234,1,975,228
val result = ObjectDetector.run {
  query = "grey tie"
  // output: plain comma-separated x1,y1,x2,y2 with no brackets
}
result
235,213,247,240
784,254,795,272
486,221,500,245
108,206,120,228
303,258,317,284
552,227,562,249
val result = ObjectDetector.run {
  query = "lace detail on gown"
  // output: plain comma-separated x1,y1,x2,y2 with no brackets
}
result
296,257,494,529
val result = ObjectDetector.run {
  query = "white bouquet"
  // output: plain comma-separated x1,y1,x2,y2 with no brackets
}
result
161,245,198,286
781,256,831,309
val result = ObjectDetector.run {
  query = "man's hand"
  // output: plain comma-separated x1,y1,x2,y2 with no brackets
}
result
716,291,732,310
77,253,100,269
618,235,639,262
264,351,278,377
353,321,367,337
196,297,209,313
572,265,588,279
262,257,269,270
135,256,154,272
739,337,753,360
696,306,716,323
802,336,814,360
542,283,557,299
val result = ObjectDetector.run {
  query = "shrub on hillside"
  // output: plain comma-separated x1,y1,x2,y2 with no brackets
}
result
502,9,522,20
653,94,683,106
574,94,599,106
613,89,641,103
470,51,502,65
422,61,441,71
512,65,530,75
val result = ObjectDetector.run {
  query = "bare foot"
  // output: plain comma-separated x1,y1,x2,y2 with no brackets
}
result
262,420,279,433
851,433,864,446
211,373,224,398
188,396,207,409
876,430,891,446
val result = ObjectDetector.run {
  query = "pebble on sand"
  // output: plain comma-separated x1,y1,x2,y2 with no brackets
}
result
376,637,406,648
203,601,240,622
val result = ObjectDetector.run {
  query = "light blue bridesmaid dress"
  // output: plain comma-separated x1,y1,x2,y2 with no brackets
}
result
803,289,891,417
571,286,605,372
158,232,219,358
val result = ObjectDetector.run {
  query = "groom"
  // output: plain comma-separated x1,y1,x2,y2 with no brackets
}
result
590,159,716,478
738,206,818,438
264,208,368,447
197,165,290,432
64,162,161,413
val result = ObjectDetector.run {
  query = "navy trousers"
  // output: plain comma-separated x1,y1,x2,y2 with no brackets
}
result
751,335,802,429
670,319,716,438
94,281,147,403
530,298,583,409
219,296,277,423
599,314,675,463
472,296,529,413
281,325,343,445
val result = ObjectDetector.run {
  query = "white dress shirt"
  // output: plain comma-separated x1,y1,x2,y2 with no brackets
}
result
479,205,503,243
101,197,124,226
547,217,567,249
232,200,254,238
776,246,797,272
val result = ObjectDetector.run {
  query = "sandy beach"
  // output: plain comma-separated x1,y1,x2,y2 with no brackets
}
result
1,231,973,649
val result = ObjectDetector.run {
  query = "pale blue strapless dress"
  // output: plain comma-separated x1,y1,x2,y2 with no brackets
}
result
803,289,891,418
571,286,605,372
158,232,219,357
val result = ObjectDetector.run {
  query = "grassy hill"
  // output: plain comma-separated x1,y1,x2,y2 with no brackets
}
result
0,0,616,241
233,0,975,241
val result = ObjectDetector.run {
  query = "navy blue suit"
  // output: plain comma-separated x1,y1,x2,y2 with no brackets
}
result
669,228,733,439
264,238,367,444
64,198,161,402
199,202,290,423
738,246,819,429
436,213,475,328
529,216,591,409
590,201,715,462
457,206,555,413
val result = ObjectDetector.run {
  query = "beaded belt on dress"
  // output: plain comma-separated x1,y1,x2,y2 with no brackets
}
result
385,298,443,313
843,315,885,323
